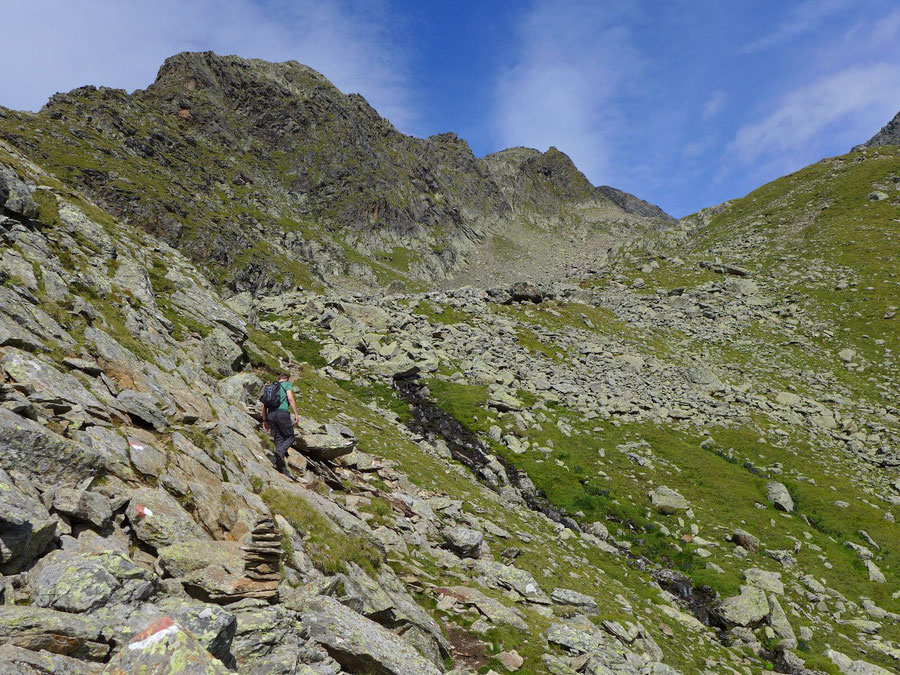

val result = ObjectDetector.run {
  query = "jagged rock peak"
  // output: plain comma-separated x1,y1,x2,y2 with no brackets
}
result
853,109,900,150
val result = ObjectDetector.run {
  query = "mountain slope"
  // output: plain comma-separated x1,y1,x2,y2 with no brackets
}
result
0,51,671,295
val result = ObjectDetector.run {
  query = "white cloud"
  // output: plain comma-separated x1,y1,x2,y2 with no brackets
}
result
491,1,638,185
744,0,855,52
0,0,416,130
728,62,900,171
702,90,727,120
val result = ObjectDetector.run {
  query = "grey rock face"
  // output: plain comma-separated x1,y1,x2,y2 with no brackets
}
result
300,595,442,675
32,549,156,612
714,585,769,627
127,487,207,550
0,468,56,574
52,488,113,529
550,588,600,614
0,642,105,673
0,407,104,484
115,390,168,432
854,109,900,150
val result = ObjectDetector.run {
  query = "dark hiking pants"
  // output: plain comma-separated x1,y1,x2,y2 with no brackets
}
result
267,410,294,465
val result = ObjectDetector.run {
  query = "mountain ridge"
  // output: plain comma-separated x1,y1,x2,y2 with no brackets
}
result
0,50,672,296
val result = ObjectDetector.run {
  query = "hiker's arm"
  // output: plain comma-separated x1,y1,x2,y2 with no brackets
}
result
261,403,269,430
287,390,299,424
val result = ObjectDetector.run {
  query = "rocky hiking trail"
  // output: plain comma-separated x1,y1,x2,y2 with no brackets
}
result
1,85,899,675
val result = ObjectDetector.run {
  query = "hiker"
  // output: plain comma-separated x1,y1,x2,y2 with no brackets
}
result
261,373,300,473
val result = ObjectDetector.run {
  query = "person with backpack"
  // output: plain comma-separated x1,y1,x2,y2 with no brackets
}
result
260,373,300,474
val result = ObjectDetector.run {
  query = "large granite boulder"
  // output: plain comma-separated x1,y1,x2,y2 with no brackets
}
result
31,548,156,613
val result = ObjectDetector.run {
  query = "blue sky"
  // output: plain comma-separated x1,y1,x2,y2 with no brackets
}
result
2,1,899,216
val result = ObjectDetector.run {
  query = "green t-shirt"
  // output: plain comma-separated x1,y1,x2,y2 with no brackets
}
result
278,381,292,411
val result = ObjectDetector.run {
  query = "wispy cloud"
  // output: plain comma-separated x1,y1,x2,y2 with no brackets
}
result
0,0,416,130
744,0,855,52
491,1,638,185
702,90,727,120
728,62,900,175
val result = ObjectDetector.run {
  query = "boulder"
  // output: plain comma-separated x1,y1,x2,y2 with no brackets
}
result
715,585,769,627
0,165,39,218
31,548,156,613
0,605,110,661
441,526,483,558
127,487,207,550
300,595,442,675
0,468,56,574
765,482,794,513
115,390,168,431
649,486,690,514
506,282,543,304
435,586,528,630
474,560,550,604
52,487,112,529
217,372,264,406
295,419,357,461
729,528,759,553
102,616,230,674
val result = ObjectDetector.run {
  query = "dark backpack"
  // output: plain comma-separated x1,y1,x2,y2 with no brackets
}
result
260,382,283,410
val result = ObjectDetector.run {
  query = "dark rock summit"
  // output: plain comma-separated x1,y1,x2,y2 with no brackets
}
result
0,51,671,295
854,109,900,150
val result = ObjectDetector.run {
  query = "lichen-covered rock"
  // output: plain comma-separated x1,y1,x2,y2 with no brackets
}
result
52,488,113,529
474,560,550,604
127,487,207,550
550,588,600,614
0,468,56,574
0,642,104,674
31,548,156,612
158,539,278,603
0,605,110,660
300,595,441,675
441,525,483,558
0,407,104,484
102,616,230,674
715,585,770,627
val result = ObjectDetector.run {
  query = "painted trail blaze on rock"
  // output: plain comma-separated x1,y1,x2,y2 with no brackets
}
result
104,615,230,674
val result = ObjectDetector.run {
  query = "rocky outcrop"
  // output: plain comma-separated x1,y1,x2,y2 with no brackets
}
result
853,109,900,150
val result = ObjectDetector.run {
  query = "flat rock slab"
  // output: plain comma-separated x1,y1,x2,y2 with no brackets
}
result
0,605,110,661
0,642,104,674
301,595,441,675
